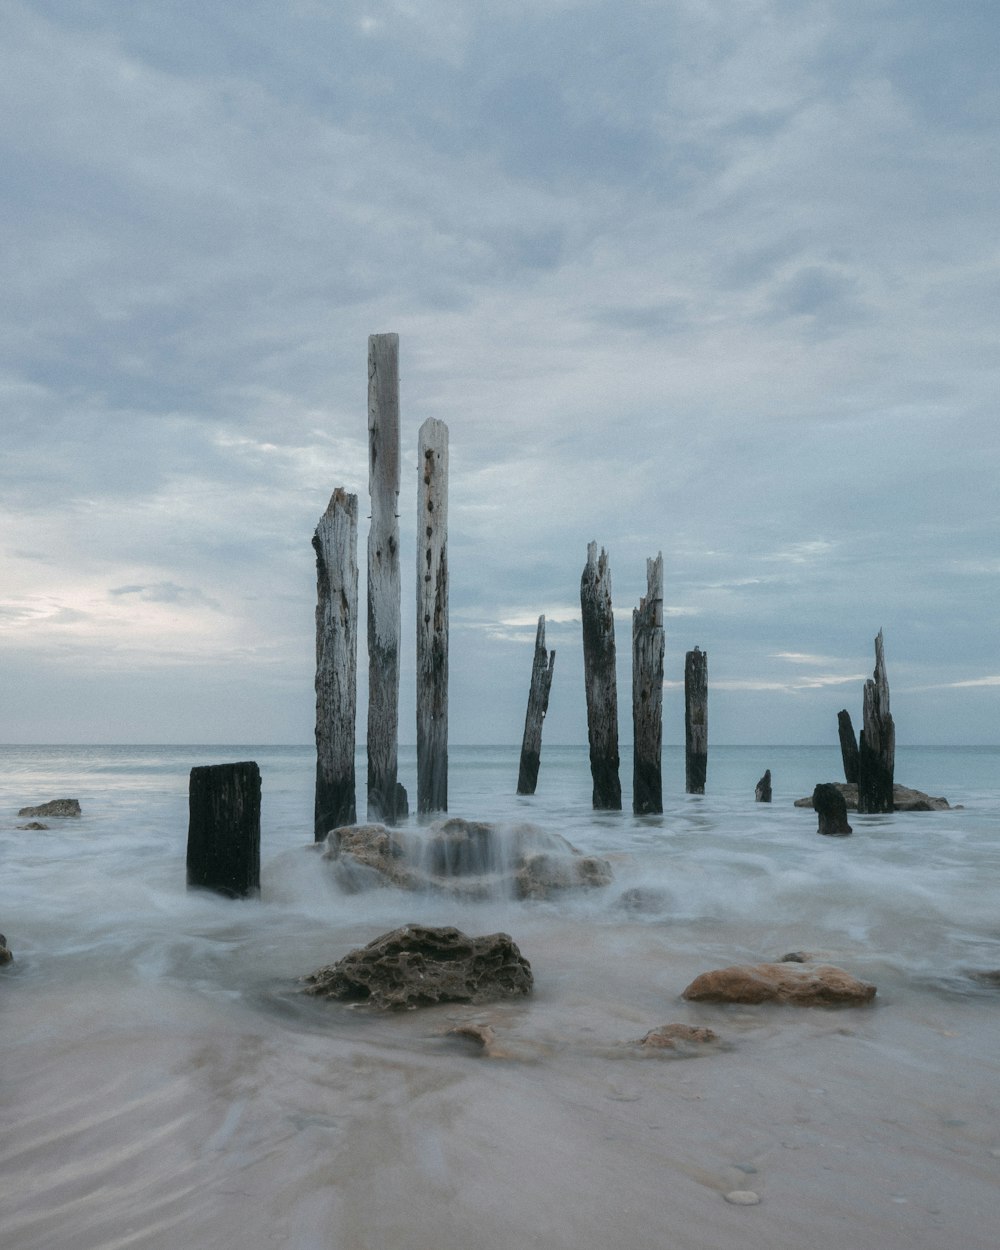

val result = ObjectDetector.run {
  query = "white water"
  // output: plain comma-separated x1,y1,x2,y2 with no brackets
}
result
2,744,999,1249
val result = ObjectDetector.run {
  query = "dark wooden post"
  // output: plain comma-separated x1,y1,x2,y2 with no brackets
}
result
313,489,358,840
367,332,406,824
632,553,664,814
684,646,708,794
416,417,449,814
837,709,860,783
857,629,895,814
517,615,556,795
813,782,853,836
755,769,772,802
187,762,261,898
581,542,621,810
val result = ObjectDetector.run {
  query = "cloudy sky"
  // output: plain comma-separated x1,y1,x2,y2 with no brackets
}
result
2,0,998,747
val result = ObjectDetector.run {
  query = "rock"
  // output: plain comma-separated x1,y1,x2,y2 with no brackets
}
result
513,850,614,900
812,783,853,836
682,962,877,1006
794,783,952,811
17,799,81,818
616,886,669,913
303,924,533,1010
724,1190,761,1206
323,824,425,893
634,1023,719,1050
17,822,49,830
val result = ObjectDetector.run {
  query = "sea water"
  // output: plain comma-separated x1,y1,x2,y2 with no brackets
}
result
2,743,999,1250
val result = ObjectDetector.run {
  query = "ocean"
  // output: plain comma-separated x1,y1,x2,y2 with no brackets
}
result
2,742,999,1249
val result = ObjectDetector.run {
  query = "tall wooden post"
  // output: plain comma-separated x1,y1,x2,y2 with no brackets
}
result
632,553,664,814
367,333,406,824
313,489,358,839
581,542,621,810
837,708,860,784
857,629,895,814
187,761,261,898
416,418,449,813
517,615,556,796
685,646,708,794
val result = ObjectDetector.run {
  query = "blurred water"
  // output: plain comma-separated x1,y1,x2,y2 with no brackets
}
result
2,743,999,1249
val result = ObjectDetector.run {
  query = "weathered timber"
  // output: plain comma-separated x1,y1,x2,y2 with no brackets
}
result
580,542,621,810
685,646,708,793
312,489,358,839
813,782,853,836
367,333,406,823
187,761,261,898
755,769,772,802
517,616,556,795
837,709,860,783
632,553,664,814
416,418,449,814
857,629,895,814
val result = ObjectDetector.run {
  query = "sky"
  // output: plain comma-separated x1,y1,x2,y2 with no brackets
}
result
2,0,999,748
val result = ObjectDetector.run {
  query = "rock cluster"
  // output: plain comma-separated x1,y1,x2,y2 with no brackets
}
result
795,783,951,812
304,924,533,1010
682,962,877,1006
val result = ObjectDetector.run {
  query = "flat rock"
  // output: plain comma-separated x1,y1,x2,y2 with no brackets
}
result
303,924,533,1010
724,1190,761,1206
682,962,876,1006
633,1023,719,1050
794,784,951,811
17,799,81,818
16,821,49,830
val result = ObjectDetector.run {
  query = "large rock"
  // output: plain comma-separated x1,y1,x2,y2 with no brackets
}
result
17,798,81,818
303,924,533,1010
682,962,876,1006
323,817,613,901
794,783,951,812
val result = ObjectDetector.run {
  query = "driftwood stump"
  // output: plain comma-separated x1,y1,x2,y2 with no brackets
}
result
367,333,406,823
632,554,664,814
838,709,860,784
685,647,708,794
813,782,853,836
313,489,358,839
857,630,895,815
581,543,621,810
187,762,261,898
517,616,556,796
755,769,772,802
416,418,449,814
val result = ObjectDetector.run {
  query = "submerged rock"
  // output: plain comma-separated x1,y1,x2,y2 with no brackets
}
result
323,817,613,901
303,924,533,1010
682,962,876,1006
794,783,952,812
16,821,49,831
17,799,81,818
633,1023,719,1050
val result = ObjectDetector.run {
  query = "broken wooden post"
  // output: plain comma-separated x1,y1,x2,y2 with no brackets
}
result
755,769,772,802
517,615,556,796
857,629,895,814
312,489,358,840
367,332,407,824
187,761,261,898
685,646,708,794
581,543,621,810
632,553,664,815
813,782,853,836
837,709,860,783
416,418,449,814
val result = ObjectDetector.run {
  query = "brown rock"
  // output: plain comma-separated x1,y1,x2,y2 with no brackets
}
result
17,822,49,831
634,1023,719,1049
682,962,876,1006
794,783,951,811
17,799,81,818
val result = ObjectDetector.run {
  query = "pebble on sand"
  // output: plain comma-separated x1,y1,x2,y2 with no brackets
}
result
724,1190,761,1206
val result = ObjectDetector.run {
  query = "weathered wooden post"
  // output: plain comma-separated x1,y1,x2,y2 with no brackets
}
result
632,553,664,814
367,332,407,824
755,769,772,802
837,709,860,783
581,543,621,810
416,418,449,814
685,646,708,794
857,629,895,814
312,489,358,839
517,615,556,796
187,761,261,898
813,782,853,836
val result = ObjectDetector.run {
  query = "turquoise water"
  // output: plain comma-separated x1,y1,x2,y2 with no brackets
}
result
2,744,999,1249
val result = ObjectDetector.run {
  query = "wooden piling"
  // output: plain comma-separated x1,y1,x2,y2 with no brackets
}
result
187,761,261,898
685,647,708,794
366,333,406,823
632,554,664,815
517,615,556,796
416,418,449,814
857,629,895,814
755,769,772,802
837,709,860,784
312,489,358,839
581,542,621,810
